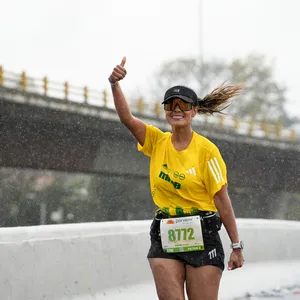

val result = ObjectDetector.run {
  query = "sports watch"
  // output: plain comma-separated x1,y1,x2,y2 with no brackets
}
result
231,241,244,250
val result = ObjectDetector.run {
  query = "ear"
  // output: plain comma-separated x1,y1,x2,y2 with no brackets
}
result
191,106,198,117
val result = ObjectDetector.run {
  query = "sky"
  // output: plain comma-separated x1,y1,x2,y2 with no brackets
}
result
1,0,300,118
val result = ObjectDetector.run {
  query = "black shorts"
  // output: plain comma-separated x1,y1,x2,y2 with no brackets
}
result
147,212,225,271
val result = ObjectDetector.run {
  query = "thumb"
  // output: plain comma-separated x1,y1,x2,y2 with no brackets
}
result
228,260,233,271
121,56,126,67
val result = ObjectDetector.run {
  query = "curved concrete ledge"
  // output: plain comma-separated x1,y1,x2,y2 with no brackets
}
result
0,219,300,300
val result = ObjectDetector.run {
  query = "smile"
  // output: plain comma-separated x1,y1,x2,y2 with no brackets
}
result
171,115,184,120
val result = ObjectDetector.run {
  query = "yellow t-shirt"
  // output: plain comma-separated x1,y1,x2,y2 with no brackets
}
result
138,124,228,216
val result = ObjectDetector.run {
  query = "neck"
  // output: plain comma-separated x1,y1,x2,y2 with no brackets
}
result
171,126,193,143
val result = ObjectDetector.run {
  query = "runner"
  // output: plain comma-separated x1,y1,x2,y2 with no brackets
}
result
108,57,245,300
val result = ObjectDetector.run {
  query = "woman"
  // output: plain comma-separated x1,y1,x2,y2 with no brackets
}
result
108,57,244,300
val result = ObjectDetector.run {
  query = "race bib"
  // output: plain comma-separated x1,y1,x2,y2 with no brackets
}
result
160,215,204,253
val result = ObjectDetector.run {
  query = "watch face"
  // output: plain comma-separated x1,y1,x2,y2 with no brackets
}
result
240,241,244,249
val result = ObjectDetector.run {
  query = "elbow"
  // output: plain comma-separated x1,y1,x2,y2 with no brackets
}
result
119,115,134,127
120,116,131,126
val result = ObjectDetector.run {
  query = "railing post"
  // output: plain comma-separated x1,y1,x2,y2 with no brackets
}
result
218,115,224,129
103,89,108,106
290,129,296,142
234,118,240,132
155,103,161,117
248,120,254,136
84,86,88,103
137,97,144,113
261,122,268,137
43,77,48,96
20,71,27,90
0,66,3,85
64,81,69,100
275,122,282,139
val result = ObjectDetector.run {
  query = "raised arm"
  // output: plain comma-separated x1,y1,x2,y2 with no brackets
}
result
108,57,146,146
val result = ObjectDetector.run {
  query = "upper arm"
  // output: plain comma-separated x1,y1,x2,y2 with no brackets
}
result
124,116,147,146
213,184,229,203
213,184,235,221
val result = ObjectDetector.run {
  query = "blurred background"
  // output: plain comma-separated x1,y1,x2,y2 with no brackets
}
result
0,0,300,227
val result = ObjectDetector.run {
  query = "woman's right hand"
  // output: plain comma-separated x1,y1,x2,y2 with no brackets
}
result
108,57,127,85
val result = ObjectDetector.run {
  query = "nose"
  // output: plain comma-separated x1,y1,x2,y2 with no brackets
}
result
173,104,182,112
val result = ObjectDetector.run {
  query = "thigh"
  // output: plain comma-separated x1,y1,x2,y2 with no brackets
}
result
149,258,186,300
186,265,222,300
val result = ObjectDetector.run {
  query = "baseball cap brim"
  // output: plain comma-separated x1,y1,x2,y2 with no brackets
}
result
161,95,194,104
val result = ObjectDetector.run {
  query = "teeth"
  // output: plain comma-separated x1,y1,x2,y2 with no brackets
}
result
172,116,184,119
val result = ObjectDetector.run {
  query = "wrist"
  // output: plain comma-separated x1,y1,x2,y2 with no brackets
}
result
108,77,118,87
232,248,242,252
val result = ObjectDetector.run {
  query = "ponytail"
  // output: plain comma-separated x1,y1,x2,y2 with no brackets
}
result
197,82,244,115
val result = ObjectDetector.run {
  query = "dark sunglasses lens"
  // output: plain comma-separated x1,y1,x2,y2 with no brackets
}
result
181,102,192,111
164,103,172,111
163,99,192,111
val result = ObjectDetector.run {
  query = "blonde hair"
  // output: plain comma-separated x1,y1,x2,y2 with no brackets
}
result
197,82,244,115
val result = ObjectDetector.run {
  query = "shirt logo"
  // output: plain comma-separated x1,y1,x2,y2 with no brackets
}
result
159,164,182,189
159,171,181,189
186,167,197,176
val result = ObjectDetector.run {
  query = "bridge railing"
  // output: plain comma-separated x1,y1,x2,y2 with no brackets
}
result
0,65,298,143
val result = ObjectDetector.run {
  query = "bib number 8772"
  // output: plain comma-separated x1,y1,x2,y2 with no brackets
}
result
168,228,195,242
160,216,204,253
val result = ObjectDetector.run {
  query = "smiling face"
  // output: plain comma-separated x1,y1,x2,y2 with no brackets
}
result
164,98,198,128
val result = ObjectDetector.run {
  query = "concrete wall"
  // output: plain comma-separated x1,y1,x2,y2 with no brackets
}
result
1,219,300,300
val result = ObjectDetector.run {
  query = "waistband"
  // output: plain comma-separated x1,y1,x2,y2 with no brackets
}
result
153,210,222,234
155,209,218,221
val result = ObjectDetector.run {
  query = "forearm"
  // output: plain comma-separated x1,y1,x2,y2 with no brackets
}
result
214,189,240,243
111,82,133,124
218,203,239,243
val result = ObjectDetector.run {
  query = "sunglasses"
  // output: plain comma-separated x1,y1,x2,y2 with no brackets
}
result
163,99,193,111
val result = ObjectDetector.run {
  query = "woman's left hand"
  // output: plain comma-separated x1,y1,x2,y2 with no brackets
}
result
228,250,244,271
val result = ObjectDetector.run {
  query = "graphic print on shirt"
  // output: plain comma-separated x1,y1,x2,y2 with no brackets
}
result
158,164,186,190
207,157,224,184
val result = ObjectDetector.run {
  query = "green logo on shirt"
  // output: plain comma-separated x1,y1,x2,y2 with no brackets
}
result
159,164,182,189
161,164,185,180
159,171,181,189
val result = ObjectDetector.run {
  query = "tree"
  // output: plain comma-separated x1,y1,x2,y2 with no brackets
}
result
227,54,287,123
149,53,289,123
0,168,40,227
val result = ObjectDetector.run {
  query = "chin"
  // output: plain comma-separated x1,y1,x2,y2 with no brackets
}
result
168,120,189,127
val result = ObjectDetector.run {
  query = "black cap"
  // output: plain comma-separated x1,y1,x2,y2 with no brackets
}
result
162,85,198,105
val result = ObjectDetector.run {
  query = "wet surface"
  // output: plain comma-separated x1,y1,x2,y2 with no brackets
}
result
233,284,300,300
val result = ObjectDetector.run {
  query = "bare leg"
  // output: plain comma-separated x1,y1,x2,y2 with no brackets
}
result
186,265,222,300
149,258,186,300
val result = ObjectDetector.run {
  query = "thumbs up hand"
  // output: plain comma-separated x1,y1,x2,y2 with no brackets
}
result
108,57,127,85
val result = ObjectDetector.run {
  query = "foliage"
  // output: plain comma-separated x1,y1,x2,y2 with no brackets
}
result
150,53,290,124
0,168,155,227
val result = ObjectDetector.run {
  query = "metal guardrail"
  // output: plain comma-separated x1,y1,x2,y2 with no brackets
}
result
0,65,298,143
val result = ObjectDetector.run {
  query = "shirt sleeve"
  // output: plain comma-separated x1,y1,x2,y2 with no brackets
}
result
203,146,228,197
137,124,164,157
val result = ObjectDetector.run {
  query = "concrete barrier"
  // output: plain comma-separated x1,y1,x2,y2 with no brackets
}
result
0,219,300,300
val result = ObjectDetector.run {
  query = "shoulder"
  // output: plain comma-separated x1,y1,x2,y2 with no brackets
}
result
146,124,170,134
193,131,219,153
145,123,171,141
